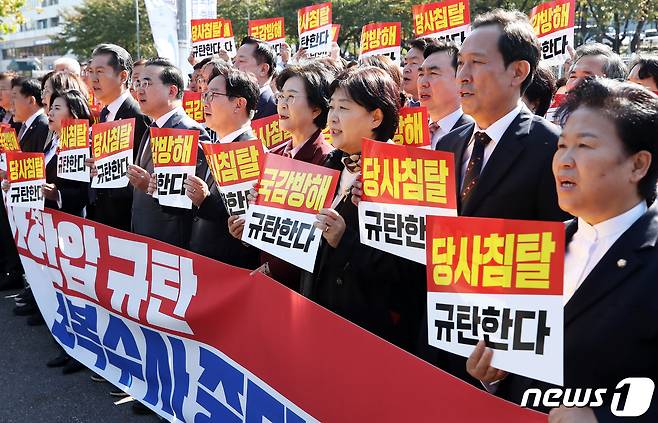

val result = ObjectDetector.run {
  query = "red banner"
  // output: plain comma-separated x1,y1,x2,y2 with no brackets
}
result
191,18,237,59
256,153,338,215
392,106,431,147
7,206,546,422
183,90,205,123
251,114,291,150
427,216,564,296
359,22,402,64
361,138,456,209
425,215,565,384
529,0,575,38
90,118,135,189
59,119,89,152
412,0,471,38
91,118,135,161
249,17,285,43
202,139,263,187
0,124,20,152
297,2,332,58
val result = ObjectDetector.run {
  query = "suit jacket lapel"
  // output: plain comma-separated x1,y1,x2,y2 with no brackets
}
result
564,204,658,325
461,110,530,216
114,95,131,120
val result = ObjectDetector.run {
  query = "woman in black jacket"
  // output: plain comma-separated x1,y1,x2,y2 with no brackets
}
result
300,66,407,345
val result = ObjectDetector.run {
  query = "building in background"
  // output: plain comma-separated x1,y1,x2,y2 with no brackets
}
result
0,0,83,74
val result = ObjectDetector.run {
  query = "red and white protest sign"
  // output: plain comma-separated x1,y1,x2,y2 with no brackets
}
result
57,119,90,182
242,154,339,272
412,0,471,44
529,0,575,66
359,138,457,264
251,114,291,150
183,90,205,124
150,127,199,209
249,17,286,54
202,139,264,216
426,215,565,385
297,2,332,59
359,22,402,65
191,18,237,60
392,106,431,148
331,23,340,42
5,151,45,209
8,205,545,422
0,124,20,171
90,118,134,189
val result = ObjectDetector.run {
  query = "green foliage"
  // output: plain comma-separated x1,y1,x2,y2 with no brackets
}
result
0,0,26,35
51,0,156,61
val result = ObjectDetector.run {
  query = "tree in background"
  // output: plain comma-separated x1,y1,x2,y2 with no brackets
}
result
0,0,25,35
51,0,156,61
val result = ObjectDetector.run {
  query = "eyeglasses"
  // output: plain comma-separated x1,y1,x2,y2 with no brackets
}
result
274,93,301,105
203,90,230,103
132,79,155,90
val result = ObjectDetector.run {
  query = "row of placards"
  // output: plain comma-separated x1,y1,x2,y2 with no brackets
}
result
205,0,574,67
3,129,567,387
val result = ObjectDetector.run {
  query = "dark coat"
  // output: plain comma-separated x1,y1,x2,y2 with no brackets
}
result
19,113,49,153
131,108,210,249
44,135,88,216
497,203,658,422
421,107,572,385
253,86,277,121
87,95,152,231
299,149,406,345
189,129,260,268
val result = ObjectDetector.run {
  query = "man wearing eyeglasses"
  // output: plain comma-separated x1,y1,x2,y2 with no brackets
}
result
128,58,211,250
85,43,151,232
183,65,260,267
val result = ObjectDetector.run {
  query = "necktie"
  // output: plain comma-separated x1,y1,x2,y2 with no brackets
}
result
99,107,110,123
460,131,491,204
18,123,27,140
341,153,361,174
429,121,440,137
282,142,293,158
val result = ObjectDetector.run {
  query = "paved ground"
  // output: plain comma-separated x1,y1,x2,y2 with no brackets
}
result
0,288,162,423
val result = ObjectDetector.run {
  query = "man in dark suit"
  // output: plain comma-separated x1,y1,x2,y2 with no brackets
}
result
128,58,210,249
421,9,571,384
437,10,569,222
467,78,658,422
11,77,48,153
0,77,48,290
0,72,20,132
183,65,260,268
417,40,474,149
86,44,151,232
234,36,277,120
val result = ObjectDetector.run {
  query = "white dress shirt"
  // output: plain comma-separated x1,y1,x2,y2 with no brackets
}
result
430,107,463,150
563,201,647,305
104,91,132,122
217,125,252,144
460,103,522,187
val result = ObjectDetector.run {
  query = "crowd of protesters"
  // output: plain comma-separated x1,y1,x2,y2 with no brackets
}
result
1,8,658,421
